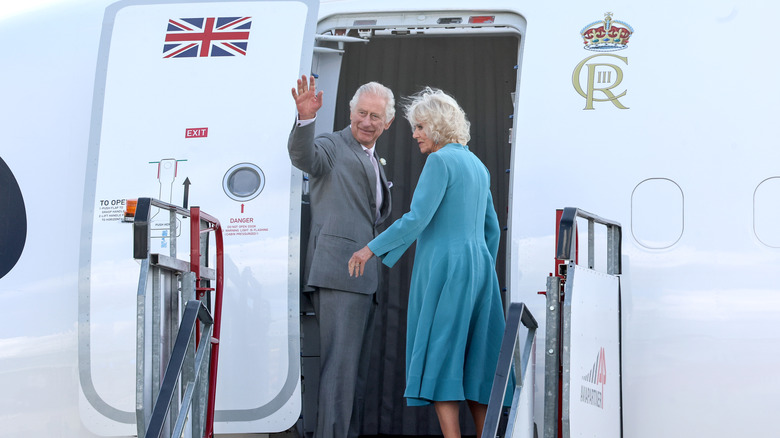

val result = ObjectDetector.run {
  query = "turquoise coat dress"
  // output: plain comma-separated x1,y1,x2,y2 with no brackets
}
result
367,143,512,406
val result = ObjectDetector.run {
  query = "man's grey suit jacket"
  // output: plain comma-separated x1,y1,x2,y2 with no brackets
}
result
288,123,392,294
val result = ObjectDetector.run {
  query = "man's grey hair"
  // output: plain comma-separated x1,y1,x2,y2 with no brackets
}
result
349,82,396,121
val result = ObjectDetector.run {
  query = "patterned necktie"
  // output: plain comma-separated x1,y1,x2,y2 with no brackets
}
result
366,149,382,222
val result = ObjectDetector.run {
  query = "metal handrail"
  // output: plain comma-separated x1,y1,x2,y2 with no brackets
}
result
482,302,538,438
546,207,623,438
133,198,190,260
190,206,224,438
133,197,225,438
145,300,214,438
555,207,622,275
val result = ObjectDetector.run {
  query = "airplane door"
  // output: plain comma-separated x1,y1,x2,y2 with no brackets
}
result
78,0,318,435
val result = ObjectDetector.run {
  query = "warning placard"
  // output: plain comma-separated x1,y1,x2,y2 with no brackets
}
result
225,218,268,237
97,199,127,222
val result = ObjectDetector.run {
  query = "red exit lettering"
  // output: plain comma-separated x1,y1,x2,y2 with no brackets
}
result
185,127,208,138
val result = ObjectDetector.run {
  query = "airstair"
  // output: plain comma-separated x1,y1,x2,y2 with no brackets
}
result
484,207,623,438
130,198,225,438
126,202,619,438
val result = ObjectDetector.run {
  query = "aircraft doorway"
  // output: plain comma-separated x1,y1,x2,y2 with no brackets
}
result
310,32,520,435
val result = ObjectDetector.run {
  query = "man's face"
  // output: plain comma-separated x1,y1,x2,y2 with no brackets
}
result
350,93,394,147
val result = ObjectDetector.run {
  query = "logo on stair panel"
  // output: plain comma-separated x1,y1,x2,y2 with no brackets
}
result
580,347,607,409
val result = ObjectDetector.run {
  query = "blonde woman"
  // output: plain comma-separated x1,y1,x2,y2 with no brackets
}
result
349,87,512,437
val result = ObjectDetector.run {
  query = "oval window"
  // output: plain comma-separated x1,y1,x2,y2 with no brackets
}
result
754,177,780,248
223,163,265,202
631,178,684,249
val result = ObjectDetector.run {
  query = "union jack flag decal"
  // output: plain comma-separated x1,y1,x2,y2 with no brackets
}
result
164,17,252,58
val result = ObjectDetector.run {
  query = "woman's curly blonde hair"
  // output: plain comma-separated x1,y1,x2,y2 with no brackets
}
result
403,87,470,146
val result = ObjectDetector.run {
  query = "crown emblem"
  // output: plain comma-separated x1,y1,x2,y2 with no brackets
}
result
581,12,633,51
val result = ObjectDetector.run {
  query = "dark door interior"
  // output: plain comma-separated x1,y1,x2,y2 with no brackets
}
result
331,34,520,435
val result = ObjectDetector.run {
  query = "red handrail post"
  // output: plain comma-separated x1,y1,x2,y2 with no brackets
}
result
189,206,224,438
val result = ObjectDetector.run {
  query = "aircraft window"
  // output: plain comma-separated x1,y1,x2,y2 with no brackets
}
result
754,177,780,248
223,163,265,202
631,178,684,249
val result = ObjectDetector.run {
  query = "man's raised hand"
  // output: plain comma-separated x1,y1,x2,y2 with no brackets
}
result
291,74,323,120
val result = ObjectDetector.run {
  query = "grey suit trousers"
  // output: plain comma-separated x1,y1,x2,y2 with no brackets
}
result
312,288,377,438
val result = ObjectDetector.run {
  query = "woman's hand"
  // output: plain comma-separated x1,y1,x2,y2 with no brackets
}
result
348,246,374,277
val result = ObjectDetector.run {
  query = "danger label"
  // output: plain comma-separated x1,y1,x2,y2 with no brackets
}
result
225,223,268,237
